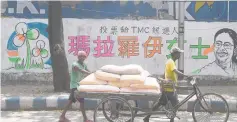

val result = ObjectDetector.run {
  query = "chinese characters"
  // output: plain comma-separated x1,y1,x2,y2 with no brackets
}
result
93,36,114,57
68,26,211,60
118,36,139,58
144,36,163,58
190,37,210,59
99,26,178,35
68,35,90,56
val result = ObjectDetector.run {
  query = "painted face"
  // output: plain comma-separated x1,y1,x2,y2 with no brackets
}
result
214,33,234,64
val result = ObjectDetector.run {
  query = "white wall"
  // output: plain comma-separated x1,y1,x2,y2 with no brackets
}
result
1,18,237,76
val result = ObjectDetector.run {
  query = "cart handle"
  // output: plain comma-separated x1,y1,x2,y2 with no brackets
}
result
148,74,194,84
148,74,195,92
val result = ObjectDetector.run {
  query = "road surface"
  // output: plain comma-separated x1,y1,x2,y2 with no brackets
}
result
1,111,237,122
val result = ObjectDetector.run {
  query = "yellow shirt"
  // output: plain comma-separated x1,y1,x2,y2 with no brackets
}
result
164,59,177,92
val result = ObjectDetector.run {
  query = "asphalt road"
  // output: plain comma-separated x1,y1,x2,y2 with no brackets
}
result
1,111,237,122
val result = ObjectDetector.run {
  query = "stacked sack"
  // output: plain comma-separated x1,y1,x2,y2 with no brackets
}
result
96,64,161,94
120,76,161,94
78,64,160,94
78,73,120,93
97,64,144,87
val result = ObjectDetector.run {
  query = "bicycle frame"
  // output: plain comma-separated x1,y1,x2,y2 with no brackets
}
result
173,84,200,111
133,79,203,117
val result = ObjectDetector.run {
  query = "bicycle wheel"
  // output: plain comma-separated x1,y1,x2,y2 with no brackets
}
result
102,99,137,122
94,96,134,122
192,93,229,122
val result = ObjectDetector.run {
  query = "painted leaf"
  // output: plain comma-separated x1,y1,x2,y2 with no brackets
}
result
16,64,25,70
40,49,48,58
26,29,40,40
15,22,28,34
8,57,21,63
192,69,201,74
32,48,41,57
13,35,25,47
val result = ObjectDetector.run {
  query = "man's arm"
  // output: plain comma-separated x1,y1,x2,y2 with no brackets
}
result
85,66,90,72
157,77,168,82
173,69,187,77
73,66,91,74
80,68,91,74
173,69,193,80
162,72,165,79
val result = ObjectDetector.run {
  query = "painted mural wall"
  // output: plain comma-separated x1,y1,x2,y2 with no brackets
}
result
1,19,51,73
2,18,237,76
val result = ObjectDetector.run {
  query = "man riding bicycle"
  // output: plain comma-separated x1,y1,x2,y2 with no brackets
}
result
143,47,191,122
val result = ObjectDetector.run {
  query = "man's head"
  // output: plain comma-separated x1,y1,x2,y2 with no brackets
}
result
170,47,184,60
77,51,87,63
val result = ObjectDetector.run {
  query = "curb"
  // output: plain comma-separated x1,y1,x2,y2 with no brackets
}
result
1,95,236,112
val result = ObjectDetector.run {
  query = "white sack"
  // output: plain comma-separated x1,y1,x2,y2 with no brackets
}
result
78,85,120,93
79,73,108,85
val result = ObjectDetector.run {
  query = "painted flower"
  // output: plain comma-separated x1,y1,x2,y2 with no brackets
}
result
32,40,49,58
13,22,40,47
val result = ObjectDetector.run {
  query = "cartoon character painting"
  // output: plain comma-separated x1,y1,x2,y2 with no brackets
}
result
196,28,237,75
6,22,51,70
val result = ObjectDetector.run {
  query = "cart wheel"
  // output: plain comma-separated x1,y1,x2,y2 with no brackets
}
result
102,99,138,122
94,96,134,122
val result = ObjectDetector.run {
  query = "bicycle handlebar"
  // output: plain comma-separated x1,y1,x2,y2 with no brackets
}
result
148,74,196,86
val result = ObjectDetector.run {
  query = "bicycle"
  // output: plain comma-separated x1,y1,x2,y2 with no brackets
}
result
95,75,229,122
